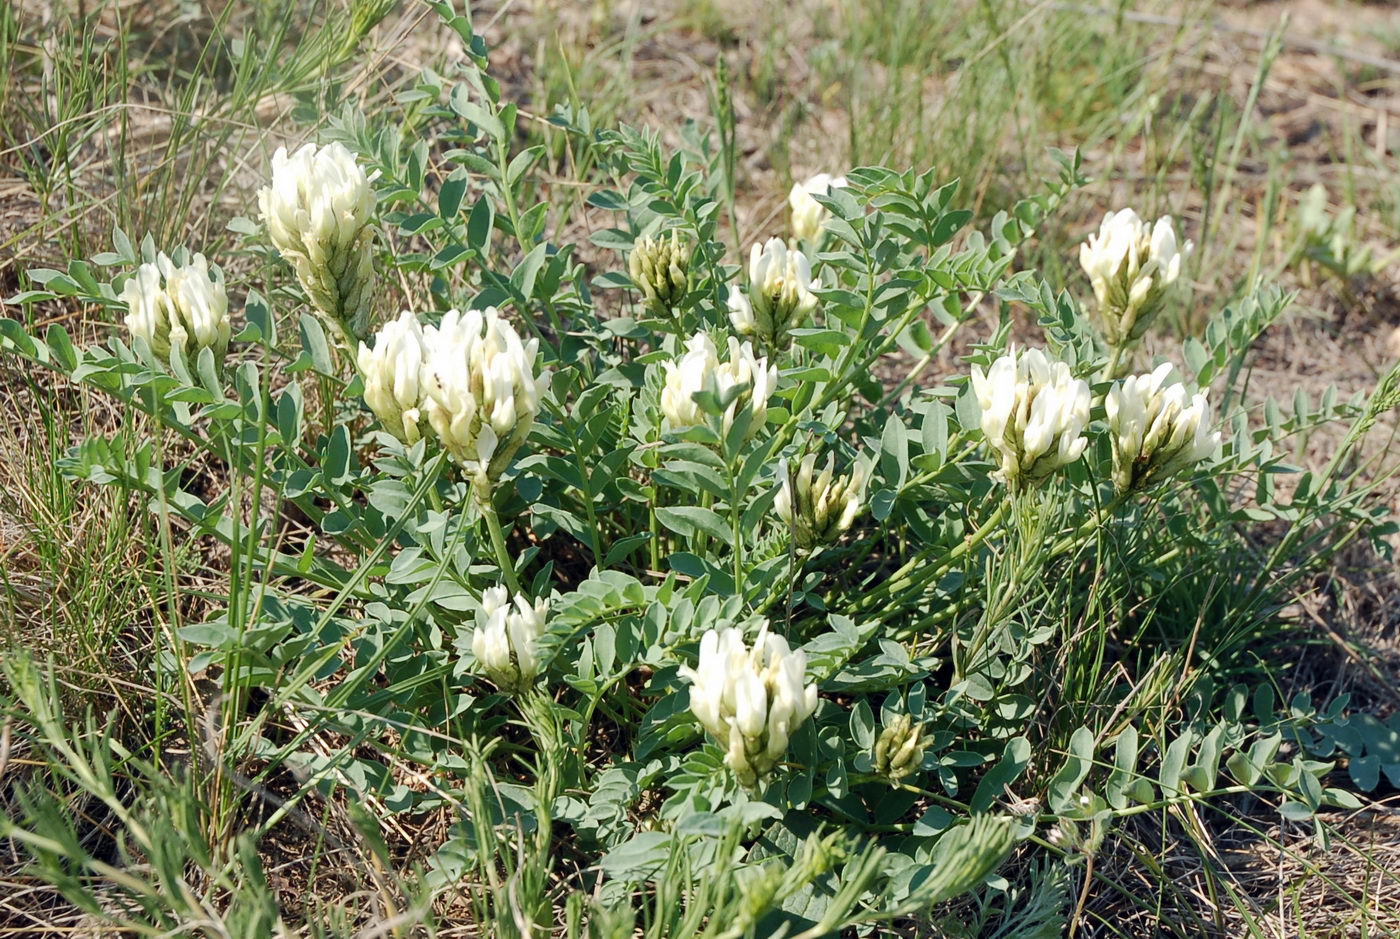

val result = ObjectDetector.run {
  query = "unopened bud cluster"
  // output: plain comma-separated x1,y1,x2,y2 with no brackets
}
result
472,586,550,693
356,308,546,490
1079,209,1192,349
628,231,691,318
661,332,776,440
1106,363,1219,493
728,238,818,349
774,453,864,549
971,347,1091,488
259,142,376,345
873,713,932,781
122,252,231,371
679,625,819,788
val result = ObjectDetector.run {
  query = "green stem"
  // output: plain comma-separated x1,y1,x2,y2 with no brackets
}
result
731,483,744,597
848,500,1012,614
480,494,522,594
1103,343,1127,381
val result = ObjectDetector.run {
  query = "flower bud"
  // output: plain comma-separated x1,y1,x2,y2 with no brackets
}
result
726,286,755,336
356,311,429,444
423,308,548,492
628,231,691,318
971,347,1090,488
1106,363,1220,493
678,624,819,788
258,142,376,346
1079,209,1192,348
789,173,847,243
660,332,777,441
872,713,932,781
741,237,818,348
121,252,231,370
774,453,864,549
471,585,550,693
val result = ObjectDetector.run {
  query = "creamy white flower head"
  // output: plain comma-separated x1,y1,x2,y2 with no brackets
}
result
742,237,819,348
678,624,819,787
258,141,376,343
774,453,865,548
471,585,550,692
356,311,429,444
1106,363,1220,492
660,332,777,440
789,173,848,243
423,308,548,489
970,346,1091,487
1079,209,1192,348
122,252,231,369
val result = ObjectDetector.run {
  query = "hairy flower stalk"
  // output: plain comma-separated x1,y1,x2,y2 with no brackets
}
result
1079,209,1192,351
423,308,547,495
971,347,1091,488
122,252,231,370
789,173,847,243
774,453,864,549
679,625,819,788
660,332,777,440
258,142,376,346
733,237,818,348
1106,363,1220,493
356,310,429,444
471,586,550,693
873,713,932,781
628,231,691,319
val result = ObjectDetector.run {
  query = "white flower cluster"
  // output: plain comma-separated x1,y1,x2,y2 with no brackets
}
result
471,586,550,693
1105,363,1220,492
774,453,864,549
661,332,777,440
971,347,1091,488
789,172,848,243
424,309,547,486
258,142,376,344
1079,209,1192,348
356,308,546,488
356,310,428,445
679,625,819,788
728,237,818,349
122,252,231,370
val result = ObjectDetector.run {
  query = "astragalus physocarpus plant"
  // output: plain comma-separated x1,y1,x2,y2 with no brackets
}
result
3,9,1399,938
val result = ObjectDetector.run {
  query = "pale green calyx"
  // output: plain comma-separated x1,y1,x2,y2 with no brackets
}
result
873,713,932,781
774,453,865,549
628,230,691,317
